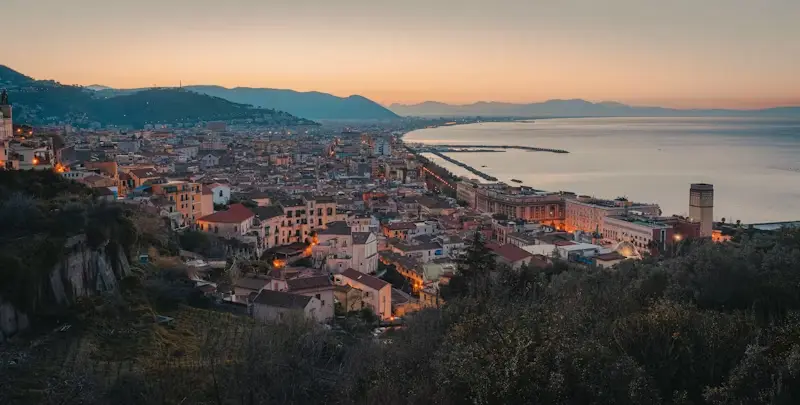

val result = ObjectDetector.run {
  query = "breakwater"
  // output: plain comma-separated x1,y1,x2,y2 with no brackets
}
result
422,144,569,154
428,151,498,182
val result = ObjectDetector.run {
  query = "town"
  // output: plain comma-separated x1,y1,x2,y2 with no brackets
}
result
2,88,794,332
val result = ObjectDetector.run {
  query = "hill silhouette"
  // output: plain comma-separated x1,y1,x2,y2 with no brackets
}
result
0,65,316,127
94,85,400,120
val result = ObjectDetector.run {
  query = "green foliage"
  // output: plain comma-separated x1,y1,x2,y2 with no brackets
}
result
8,83,318,127
442,231,495,300
0,170,165,312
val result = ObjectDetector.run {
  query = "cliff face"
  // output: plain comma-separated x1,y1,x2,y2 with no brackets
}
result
0,235,131,343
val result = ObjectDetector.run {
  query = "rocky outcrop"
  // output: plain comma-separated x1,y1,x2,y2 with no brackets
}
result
0,234,131,342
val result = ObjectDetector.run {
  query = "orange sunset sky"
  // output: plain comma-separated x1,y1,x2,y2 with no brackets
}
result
4,0,800,109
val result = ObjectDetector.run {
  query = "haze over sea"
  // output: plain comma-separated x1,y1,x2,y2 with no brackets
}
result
405,117,800,224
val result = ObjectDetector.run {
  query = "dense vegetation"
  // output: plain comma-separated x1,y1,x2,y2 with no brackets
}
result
0,170,167,313
0,65,318,127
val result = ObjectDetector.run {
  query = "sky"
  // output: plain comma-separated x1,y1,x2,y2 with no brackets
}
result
4,0,800,108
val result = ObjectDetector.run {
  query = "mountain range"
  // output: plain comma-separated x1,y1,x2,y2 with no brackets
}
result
389,99,800,118
0,65,316,127
92,86,399,120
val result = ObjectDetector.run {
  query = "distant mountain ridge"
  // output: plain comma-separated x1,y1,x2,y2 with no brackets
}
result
0,65,316,127
93,85,400,120
389,99,800,118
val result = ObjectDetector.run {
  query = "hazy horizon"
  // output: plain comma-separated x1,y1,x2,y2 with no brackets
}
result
5,0,800,109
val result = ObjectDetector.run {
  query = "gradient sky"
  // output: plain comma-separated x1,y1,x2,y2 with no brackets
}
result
5,0,800,108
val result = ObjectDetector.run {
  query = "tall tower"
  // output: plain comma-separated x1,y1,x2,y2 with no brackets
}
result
0,89,11,141
690,183,714,237
0,90,11,167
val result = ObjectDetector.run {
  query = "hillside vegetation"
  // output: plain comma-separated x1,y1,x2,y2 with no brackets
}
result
0,65,317,127
3,173,800,404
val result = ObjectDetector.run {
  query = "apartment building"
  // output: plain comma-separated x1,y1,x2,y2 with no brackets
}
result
151,180,204,225
565,196,661,234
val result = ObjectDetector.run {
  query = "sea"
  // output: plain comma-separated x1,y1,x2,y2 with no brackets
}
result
404,117,800,224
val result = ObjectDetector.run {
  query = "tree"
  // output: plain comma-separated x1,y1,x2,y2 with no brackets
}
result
443,231,495,299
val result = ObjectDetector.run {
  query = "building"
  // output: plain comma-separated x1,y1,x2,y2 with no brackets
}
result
0,90,12,168
151,181,204,225
486,243,543,269
689,183,714,237
390,241,444,263
313,222,379,274
373,139,392,156
129,168,161,188
456,178,480,208
287,275,335,321
382,222,417,240
209,183,231,206
601,215,674,254
476,186,566,226
200,185,214,217
200,153,221,168
594,252,626,269
251,289,323,323
196,203,256,237
253,205,286,249
336,268,392,320
565,196,661,234
277,195,339,245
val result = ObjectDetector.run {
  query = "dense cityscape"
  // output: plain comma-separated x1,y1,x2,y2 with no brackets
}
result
2,0,800,402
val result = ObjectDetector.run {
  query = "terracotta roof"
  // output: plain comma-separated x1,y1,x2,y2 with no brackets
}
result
490,243,533,263
341,268,389,291
252,289,312,309
197,203,254,223
554,240,576,247
287,275,332,291
201,185,213,195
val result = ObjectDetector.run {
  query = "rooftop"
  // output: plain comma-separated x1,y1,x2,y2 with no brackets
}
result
197,203,254,224
340,268,389,291
252,289,312,309
287,275,333,291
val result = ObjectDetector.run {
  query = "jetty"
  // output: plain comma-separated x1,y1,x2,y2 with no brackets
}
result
421,144,569,154
428,151,498,182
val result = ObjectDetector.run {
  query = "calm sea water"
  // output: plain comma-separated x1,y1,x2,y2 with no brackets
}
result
405,117,800,224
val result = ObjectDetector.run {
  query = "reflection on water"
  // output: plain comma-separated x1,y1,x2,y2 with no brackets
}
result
406,117,800,223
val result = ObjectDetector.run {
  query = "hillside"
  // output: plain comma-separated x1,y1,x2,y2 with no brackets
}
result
389,99,800,117
0,65,317,127
185,86,399,120
94,85,400,120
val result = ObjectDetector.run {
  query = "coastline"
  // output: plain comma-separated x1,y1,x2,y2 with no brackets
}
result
402,116,800,223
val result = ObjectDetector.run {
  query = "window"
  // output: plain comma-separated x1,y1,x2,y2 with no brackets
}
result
219,190,223,197
315,294,321,300
327,207,333,216
287,211,293,218
317,208,322,216
234,226,238,232
318,218,322,226
214,226,219,234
